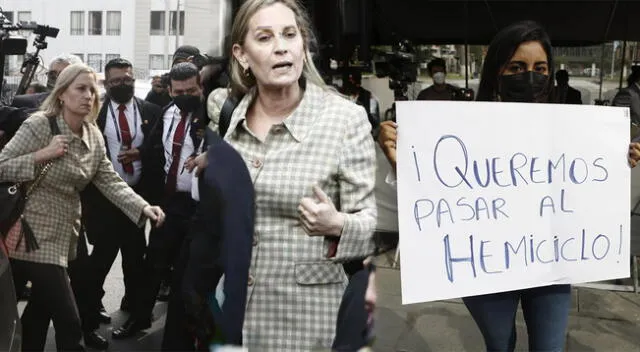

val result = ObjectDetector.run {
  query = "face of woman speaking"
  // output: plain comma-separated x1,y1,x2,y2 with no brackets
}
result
234,3,305,90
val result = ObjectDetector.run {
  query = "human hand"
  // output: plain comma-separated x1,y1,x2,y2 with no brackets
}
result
193,152,208,176
629,142,640,168
45,135,70,160
117,147,140,165
298,185,344,237
143,205,165,227
185,156,197,173
378,121,397,170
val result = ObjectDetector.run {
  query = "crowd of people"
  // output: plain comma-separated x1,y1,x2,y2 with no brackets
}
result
2,0,640,352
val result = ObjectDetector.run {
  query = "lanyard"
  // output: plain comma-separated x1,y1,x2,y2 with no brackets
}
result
108,102,139,143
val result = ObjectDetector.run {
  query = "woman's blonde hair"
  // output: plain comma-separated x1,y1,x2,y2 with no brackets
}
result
40,63,101,122
229,0,328,97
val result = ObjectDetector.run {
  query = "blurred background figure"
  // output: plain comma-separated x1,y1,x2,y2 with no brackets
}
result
25,83,47,95
553,69,582,104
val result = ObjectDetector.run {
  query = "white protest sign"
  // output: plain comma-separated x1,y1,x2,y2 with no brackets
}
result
396,101,630,304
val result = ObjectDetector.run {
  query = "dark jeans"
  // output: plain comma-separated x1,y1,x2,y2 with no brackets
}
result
133,192,196,322
11,259,84,352
87,205,146,303
462,284,572,352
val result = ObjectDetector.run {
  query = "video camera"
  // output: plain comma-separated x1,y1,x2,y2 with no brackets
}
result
0,7,59,98
373,39,418,100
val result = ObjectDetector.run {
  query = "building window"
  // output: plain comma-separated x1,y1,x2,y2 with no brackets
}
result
169,11,185,36
70,11,85,35
88,11,102,35
150,11,165,36
105,54,120,64
149,55,165,70
17,11,31,24
106,11,121,36
168,55,174,66
88,54,102,72
73,53,85,63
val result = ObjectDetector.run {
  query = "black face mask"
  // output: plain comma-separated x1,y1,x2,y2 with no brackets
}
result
173,94,201,113
108,84,135,104
499,71,548,103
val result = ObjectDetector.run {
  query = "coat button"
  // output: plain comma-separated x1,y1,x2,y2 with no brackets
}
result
252,159,263,168
248,275,255,286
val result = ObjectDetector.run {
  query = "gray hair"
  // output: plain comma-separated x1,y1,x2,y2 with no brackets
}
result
48,54,83,69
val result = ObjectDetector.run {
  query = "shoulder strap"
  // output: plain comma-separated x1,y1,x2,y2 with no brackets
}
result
48,116,61,136
219,95,241,138
26,117,61,196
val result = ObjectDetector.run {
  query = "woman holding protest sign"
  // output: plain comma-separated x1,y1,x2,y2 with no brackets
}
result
379,20,640,352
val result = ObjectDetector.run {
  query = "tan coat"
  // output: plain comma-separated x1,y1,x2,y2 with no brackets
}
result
0,113,148,267
207,83,377,351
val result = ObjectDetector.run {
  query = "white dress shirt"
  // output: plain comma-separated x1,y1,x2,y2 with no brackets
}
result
104,99,144,186
162,104,195,193
374,144,398,232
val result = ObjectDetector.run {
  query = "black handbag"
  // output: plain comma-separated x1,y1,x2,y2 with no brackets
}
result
0,117,61,252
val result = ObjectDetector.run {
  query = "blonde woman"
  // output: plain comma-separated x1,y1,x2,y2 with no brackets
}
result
0,63,165,351
199,0,377,350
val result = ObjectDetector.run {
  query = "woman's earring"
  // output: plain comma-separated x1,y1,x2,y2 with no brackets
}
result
244,67,252,77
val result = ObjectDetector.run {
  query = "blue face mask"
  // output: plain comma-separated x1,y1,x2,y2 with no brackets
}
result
499,71,548,102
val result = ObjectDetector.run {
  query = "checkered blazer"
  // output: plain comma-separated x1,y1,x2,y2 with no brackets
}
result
207,83,377,351
0,113,149,267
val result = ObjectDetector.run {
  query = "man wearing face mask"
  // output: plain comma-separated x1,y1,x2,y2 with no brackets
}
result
76,58,163,346
416,58,459,101
11,54,83,111
112,62,205,339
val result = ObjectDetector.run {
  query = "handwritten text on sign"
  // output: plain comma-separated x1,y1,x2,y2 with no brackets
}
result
395,101,630,304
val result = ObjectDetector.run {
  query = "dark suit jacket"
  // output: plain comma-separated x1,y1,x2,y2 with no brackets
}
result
10,92,49,111
613,84,640,124
565,86,582,105
146,101,207,193
80,97,163,239
0,106,29,143
182,129,254,345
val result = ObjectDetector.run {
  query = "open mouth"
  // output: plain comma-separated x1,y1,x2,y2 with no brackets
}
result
273,62,293,70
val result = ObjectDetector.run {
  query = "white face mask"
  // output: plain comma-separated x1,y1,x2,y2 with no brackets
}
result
433,72,446,85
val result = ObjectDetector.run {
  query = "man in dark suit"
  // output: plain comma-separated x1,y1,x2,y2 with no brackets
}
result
10,54,83,111
164,128,255,350
112,62,206,339
79,58,163,348
613,66,640,125
553,69,582,105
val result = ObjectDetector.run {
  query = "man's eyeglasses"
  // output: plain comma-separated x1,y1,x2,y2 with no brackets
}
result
107,77,136,86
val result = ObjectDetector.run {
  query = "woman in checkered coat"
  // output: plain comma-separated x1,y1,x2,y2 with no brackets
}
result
0,63,165,351
201,0,377,350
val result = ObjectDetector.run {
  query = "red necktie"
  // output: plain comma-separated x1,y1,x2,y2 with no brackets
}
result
165,111,189,195
118,104,134,175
